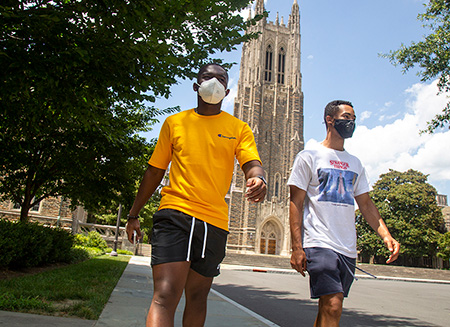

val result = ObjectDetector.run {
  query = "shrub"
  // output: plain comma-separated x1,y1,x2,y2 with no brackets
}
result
69,231,109,263
83,246,105,257
85,231,107,250
69,246,92,263
47,228,74,263
68,245,105,263
73,231,107,249
73,234,89,246
0,220,18,267
0,220,74,269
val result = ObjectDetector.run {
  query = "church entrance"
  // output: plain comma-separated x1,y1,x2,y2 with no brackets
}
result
259,220,280,255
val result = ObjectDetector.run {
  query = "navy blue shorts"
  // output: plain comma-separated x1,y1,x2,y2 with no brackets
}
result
150,209,229,277
304,247,356,299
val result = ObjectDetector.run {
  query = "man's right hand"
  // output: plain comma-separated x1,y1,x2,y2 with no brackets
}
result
126,218,142,244
290,248,307,277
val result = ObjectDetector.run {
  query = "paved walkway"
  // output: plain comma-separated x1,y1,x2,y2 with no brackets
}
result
0,256,278,327
94,256,275,327
1,253,450,326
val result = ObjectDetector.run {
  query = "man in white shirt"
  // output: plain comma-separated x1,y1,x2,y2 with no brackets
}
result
288,100,400,327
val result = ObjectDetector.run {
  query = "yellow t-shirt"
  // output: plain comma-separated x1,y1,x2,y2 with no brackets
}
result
148,109,261,231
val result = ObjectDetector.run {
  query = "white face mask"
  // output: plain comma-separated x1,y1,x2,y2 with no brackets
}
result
197,78,226,104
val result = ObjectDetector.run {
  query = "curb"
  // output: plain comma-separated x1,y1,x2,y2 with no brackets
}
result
219,264,450,285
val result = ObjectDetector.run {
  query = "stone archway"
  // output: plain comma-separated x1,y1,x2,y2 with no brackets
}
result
259,220,282,255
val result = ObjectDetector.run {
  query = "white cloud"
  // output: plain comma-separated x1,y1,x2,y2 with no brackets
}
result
306,80,449,195
384,101,393,108
378,112,401,122
372,101,402,123
359,110,372,122
307,55,314,60
239,6,252,20
239,0,270,20
344,80,450,193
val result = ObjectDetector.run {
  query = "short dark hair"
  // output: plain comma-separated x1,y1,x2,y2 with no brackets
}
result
323,100,353,125
197,63,229,82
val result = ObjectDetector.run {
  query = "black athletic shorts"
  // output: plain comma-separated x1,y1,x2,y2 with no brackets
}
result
304,247,356,299
150,209,229,277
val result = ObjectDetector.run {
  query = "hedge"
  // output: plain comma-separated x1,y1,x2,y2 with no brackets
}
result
0,220,74,269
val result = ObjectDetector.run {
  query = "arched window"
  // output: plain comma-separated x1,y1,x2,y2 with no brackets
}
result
13,199,41,212
274,173,281,198
278,47,286,84
265,45,273,82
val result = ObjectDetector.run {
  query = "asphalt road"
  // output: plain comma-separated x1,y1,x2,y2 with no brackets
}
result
212,269,450,327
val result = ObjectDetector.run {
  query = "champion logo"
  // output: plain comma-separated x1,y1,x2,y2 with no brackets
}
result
218,134,236,140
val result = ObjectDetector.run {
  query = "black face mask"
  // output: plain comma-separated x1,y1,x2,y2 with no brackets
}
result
334,119,356,139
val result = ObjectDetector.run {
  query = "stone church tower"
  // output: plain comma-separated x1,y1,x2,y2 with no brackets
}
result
226,0,304,256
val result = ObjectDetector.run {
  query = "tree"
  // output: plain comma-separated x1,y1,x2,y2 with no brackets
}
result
356,169,444,266
0,100,171,221
0,0,262,221
384,0,450,133
437,232,450,262
138,191,161,243
93,191,160,243
94,177,163,243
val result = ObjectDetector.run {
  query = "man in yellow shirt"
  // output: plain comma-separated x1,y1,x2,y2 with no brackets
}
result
126,63,267,327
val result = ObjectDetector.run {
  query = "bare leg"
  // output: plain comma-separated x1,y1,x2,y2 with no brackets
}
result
146,261,191,327
182,269,213,327
314,293,344,327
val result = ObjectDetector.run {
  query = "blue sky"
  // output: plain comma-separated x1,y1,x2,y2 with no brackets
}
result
142,0,450,200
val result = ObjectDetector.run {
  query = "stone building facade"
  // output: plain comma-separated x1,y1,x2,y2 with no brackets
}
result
0,197,82,228
226,0,304,256
437,194,450,232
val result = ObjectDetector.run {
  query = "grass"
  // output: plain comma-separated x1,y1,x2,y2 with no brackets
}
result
0,254,130,320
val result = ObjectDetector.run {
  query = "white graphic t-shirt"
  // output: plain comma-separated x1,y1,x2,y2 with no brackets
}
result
287,143,370,258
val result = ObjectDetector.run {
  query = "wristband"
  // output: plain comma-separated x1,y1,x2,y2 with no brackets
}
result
257,175,267,185
127,214,140,220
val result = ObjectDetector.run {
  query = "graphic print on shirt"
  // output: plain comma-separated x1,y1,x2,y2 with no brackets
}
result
317,168,358,205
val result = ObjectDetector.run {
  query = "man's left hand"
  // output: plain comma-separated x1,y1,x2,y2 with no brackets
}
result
126,218,142,244
384,237,400,264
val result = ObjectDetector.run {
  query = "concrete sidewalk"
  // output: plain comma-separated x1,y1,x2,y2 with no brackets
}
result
2,254,449,327
0,311,95,327
94,256,277,327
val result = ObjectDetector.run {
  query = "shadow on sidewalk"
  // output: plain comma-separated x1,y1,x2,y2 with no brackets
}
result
212,283,438,327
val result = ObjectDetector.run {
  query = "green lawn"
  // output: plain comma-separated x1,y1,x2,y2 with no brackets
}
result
0,255,130,320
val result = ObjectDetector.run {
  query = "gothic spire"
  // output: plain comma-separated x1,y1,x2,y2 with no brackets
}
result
255,0,265,16
289,0,300,30
291,0,300,16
